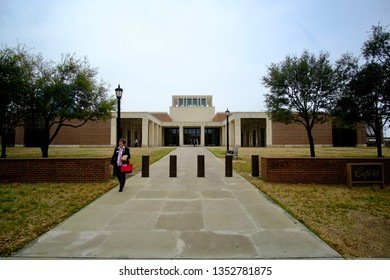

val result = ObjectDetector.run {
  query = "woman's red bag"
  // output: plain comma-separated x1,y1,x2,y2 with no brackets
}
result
120,163,133,173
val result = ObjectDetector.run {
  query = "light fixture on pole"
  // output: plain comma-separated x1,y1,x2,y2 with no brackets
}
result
225,108,230,153
115,84,123,145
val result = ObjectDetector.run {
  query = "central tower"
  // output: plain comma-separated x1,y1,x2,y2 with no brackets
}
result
169,95,215,122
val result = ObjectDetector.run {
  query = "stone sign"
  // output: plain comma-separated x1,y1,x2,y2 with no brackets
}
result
347,163,384,188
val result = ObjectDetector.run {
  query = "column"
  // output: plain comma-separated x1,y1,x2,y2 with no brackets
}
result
110,116,117,145
142,117,149,147
229,121,234,149
149,121,154,147
179,125,184,146
154,123,158,147
266,117,272,146
234,117,241,147
221,126,226,147
200,124,205,146
157,125,162,146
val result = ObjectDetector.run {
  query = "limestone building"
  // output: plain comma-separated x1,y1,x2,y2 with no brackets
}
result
111,95,271,148
14,95,367,147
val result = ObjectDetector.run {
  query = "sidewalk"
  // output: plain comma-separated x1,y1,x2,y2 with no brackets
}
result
15,147,341,259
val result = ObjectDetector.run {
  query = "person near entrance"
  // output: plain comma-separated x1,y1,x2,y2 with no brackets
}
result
111,138,131,192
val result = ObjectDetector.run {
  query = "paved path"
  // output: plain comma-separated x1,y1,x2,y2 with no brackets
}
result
15,147,341,259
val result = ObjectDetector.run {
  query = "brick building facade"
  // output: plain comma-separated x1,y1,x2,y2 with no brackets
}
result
12,95,367,148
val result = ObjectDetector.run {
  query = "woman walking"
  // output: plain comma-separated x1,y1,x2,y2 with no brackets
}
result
111,138,131,192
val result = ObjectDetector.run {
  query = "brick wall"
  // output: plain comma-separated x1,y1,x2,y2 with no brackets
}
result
261,157,390,185
271,121,367,146
0,158,112,183
272,121,333,145
14,119,111,146
51,120,111,145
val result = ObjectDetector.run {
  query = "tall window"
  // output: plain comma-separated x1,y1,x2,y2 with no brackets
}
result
177,97,208,107
164,128,179,146
205,128,220,146
184,127,200,144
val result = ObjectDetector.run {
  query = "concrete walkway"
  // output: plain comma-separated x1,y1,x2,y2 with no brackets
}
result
15,147,341,259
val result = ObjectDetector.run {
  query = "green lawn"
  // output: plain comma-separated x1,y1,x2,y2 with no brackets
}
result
1,146,389,258
0,147,175,257
208,146,390,258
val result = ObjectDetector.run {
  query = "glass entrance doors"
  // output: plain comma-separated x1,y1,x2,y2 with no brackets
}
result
184,127,200,145
164,128,179,146
205,127,220,146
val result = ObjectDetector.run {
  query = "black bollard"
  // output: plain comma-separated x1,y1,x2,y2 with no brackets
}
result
197,155,205,177
251,155,259,177
142,155,149,177
225,154,233,177
169,155,177,177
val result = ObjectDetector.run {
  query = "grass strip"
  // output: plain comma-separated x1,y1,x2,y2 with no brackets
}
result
0,147,174,257
208,147,390,258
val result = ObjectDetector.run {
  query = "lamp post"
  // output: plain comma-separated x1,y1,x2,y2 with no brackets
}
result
115,84,123,145
225,109,230,153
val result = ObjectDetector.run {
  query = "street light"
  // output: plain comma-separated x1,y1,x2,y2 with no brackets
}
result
225,108,230,153
115,84,123,145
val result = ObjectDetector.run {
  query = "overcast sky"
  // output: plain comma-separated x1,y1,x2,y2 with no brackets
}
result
1,0,389,113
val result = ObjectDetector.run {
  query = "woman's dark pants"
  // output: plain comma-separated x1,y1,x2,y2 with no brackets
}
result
115,166,126,191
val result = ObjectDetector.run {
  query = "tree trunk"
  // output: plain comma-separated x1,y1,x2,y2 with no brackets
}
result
1,130,8,158
1,138,6,158
40,127,51,158
374,117,383,158
40,145,49,158
306,127,316,157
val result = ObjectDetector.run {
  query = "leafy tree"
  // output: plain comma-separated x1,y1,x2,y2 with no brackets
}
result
25,53,116,157
262,50,338,157
334,24,390,157
0,45,33,158
1,46,115,158
362,24,390,64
